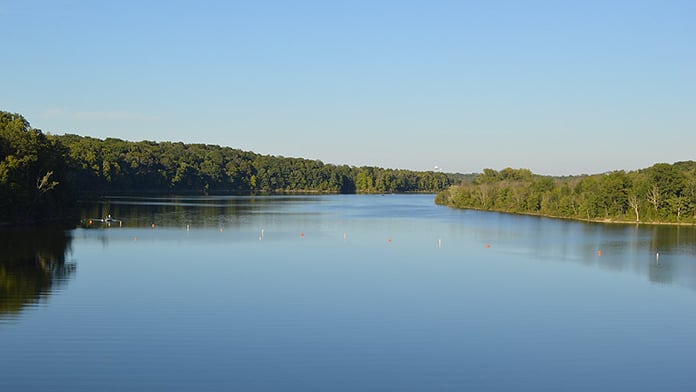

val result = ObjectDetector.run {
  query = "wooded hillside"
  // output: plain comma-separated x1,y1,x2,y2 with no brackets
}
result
55,134,451,195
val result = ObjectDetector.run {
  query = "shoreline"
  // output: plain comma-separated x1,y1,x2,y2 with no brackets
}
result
439,203,696,227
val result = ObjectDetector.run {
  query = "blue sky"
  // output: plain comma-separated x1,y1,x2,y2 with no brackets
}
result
2,0,694,175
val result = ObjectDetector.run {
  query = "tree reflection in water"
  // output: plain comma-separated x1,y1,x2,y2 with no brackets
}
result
0,226,75,319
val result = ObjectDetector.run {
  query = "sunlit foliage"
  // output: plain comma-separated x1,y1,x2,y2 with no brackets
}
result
437,164,696,224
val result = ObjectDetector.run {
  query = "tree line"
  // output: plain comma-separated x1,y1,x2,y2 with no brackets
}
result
435,165,696,224
56,134,451,195
1,111,451,223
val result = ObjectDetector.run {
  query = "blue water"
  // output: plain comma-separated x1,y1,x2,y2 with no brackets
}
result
2,194,696,391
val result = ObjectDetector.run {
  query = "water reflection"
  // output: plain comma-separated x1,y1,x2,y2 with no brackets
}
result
0,227,75,320
473,212,696,291
79,195,696,292
586,222,696,289
645,225,696,288
79,195,319,229
3,195,696,391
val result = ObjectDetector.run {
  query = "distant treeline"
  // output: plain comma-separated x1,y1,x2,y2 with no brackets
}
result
436,165,696,224
56,134,452,195
1,111,453,223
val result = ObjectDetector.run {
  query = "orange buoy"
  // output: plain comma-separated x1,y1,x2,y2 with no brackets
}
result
300,232,305,238
597,250,602,256
486,243,491,248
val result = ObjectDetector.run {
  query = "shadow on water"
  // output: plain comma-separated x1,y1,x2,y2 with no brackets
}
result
0,226,76,320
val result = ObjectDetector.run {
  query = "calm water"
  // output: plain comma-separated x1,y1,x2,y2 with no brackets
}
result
2,194,696,391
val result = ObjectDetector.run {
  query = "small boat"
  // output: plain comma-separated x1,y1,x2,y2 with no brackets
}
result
89,215,123,227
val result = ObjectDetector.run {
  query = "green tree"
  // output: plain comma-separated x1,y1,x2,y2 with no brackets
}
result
437,163,696,224
0,112,74,223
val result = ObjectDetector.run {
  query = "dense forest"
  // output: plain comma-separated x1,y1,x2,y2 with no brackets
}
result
1,111,452,224
436,165,696,224
55,134,452,195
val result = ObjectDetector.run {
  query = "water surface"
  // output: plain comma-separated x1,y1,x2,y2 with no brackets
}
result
2,194,696,391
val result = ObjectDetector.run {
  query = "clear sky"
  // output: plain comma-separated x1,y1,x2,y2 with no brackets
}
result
2,0,694,175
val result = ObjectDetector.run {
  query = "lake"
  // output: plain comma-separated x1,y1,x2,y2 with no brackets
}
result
2,194,696,391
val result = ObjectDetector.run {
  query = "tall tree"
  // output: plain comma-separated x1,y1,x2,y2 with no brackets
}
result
0,112,73,223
